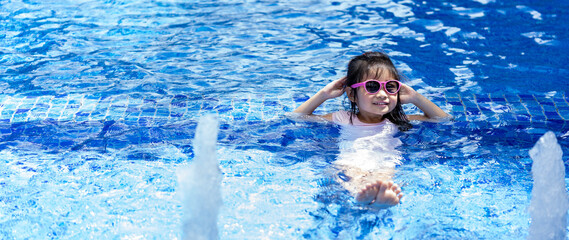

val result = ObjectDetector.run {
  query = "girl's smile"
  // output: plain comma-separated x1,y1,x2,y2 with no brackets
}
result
372,101,389,106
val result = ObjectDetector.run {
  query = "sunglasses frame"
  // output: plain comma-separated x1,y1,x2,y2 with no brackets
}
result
350,79,401,95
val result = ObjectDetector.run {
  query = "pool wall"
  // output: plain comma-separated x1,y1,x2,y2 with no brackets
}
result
1,92,567,126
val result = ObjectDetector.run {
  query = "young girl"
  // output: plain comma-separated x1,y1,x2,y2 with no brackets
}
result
293,52,450,209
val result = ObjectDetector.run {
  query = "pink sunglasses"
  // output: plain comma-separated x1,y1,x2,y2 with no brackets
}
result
350,79,401,95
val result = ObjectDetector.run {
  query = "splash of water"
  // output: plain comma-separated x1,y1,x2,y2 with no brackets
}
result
177,115,222,240
528,131,568,240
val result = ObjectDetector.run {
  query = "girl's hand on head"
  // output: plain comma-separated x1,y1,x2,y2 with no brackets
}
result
398,83,419,105
320,76,347,99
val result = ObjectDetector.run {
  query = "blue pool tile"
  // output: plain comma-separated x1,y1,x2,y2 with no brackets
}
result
33,103,50,110
558,110,569,120
453,114,468,122
27,112,48,121
62,105,80,120
107,111,125,121
263,100,279,107
74,114,90,122
465,107,481,114
248,97,263,110
19,99,36,108
233,99,250,112
544,111,562,120
451,106,464,116
518,94,534,100
499,113,517,122
67,98,81,105
214,103,233,113
125,107,141,119
155,106,169,117
546,120,566,128
124,118,139,126
526,107,544,116
553,99,568,110
125,106,140,113
552,96,568,104
138,117,152,126
1,107,16,119
231,110,247,121
475,95,491,103
461,98,479,109
522,98,541,106
92,101,110,116
515,114,531,121
282,105,295,112
143,98,157,105
110,101,128,110
141,108,156,117
153,117,169,126
531,114,547,122
444,92,461,99
262,109,281,120
489,94,506,103
186,100,201,112
522,105,542,113
171,95,188,108
555,111,569,121
12,113,28,122
79,99,98,111
201,101,216,111
218,114,233,123
430,95,446,103
509,103,528,115
170,111,185,118
127,98,145,107
75,111,91,117
16,108,30,114
540,103,556,112
89,110,106,120
445,95,460,102
246,110,262,121
47,108,63,119
503,94,520,104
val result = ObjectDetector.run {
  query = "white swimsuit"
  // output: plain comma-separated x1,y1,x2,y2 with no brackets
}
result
331,110,402,171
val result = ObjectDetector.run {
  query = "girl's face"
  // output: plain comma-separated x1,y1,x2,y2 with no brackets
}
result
351,71,398,123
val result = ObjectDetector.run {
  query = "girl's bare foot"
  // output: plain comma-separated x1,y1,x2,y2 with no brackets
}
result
355,180,403,209
355,183,379,204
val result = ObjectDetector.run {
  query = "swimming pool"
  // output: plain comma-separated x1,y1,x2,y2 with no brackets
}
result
1,0,568,239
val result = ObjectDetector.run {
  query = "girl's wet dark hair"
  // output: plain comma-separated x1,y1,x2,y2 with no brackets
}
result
345,51,412,131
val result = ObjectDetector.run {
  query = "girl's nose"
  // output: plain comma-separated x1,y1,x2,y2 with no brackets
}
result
374,88,388,98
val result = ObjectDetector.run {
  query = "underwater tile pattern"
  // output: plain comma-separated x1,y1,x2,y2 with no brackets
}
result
0,93,567,126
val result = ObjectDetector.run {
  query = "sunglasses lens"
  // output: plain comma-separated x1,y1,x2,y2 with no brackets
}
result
365,81,381,93
385,81,400,93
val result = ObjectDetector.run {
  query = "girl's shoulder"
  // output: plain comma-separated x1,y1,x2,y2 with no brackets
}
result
331,110,352,125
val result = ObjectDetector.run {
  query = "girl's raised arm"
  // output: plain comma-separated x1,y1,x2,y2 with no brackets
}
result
398,83,452,122
292,77,347,121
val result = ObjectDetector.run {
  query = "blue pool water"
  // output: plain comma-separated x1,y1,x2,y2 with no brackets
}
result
1,0,569,239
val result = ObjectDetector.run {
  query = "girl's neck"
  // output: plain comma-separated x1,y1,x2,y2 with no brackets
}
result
356,112,385,124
